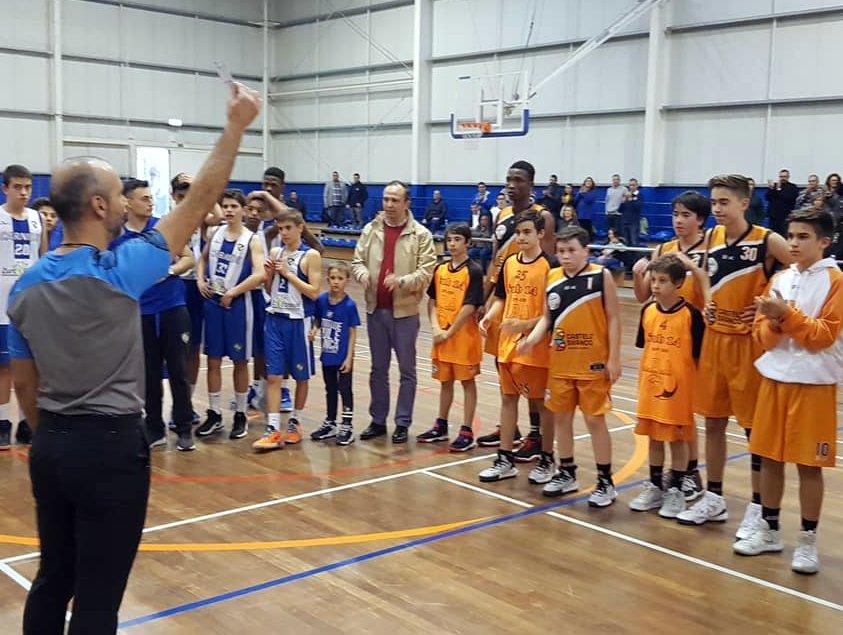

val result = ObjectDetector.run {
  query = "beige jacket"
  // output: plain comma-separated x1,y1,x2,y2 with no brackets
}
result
351,211,436,317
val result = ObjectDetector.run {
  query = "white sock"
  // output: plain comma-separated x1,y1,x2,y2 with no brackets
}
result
235,391,248,413
0,403,9,421
256,378,266,398
208,392,221,414
292,409,300,422
188,382,195,397
267,412,281,431
282,378,290,391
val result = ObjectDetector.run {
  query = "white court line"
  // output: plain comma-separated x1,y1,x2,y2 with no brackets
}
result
0,423,635,567
0,563,31,590
422,470,843,614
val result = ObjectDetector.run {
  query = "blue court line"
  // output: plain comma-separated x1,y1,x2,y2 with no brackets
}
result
120,451,750,629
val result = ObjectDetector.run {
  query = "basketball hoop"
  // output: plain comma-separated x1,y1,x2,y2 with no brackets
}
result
455,121,490,150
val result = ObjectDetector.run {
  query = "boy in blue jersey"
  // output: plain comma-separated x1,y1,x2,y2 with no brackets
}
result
310,262,360,445
196,190,266,440
111,178,197,451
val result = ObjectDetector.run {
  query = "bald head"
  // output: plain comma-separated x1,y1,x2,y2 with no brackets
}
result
51,157,121,225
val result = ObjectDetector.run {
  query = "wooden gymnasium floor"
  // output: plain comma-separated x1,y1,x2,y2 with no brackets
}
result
1,278,842,634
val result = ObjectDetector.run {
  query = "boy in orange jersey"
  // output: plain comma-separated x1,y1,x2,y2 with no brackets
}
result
478,160,555,454
520,226,622,506
417,224,485,451
632,190,711,501
478,212,556,482
678,175,790,535
629,254,705,518
733,208,843,574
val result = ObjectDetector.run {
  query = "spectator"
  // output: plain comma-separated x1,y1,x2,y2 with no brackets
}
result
351,180,437,444
765,168,799,236
547,174,563,201
795,174,828,212
469,202,490,229
574,176,599,239
347,172,369,229
539,186,562,223
826,172,843,197
423,189,448,234
489,192,507,224
473,182,491,210
561,183,575,210
746,178,766,226
323,170,348,226
825,173,843,219
31,197,62,251
589,227,625,271
557,204,579,232
619,177,643,246
604,173,628,233
468,214,493,269
287,190,307,217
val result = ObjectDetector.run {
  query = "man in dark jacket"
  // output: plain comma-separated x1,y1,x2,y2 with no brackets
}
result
619,177,643,246
765,168,798,236
423,190,448,233
347,173,368,228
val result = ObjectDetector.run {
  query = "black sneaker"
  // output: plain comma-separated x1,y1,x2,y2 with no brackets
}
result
169,410,201,431
392,426,409,444
146,420,166,448
448,426,476,452
476,425,523,447
229,412,248,439
15,420,32,445
513,434,542,462
177,429,196,451
0,420,11,450
197,410,223,436
360,423,387,440
416,420,448,443
311,420,338,441
337,421,355,446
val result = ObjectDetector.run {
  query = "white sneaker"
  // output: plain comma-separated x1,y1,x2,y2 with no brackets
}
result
791,530,819,574
588,480,617,508
681,472,704,502
677,491,728,525
528,453,555,484
658,487,686,519
733,520,783,556
629,481,663,511
735,502,762,540
543,468,579,497
479,451,518,483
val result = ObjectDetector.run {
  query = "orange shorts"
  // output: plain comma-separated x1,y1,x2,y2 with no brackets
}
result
693,330,761,428
432,360,480,382
750,377,837,467
545,376,611,415
635,419,695,442
498,362,547,399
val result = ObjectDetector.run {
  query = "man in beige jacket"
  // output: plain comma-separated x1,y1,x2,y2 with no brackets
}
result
351,180,436,443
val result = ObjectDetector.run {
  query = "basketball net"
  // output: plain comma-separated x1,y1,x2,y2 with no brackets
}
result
456,121,490,151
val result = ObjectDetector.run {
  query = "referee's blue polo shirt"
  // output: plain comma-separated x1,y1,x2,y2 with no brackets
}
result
6,230,171,415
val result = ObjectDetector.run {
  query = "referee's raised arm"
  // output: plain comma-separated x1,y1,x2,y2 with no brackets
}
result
156,82,261,257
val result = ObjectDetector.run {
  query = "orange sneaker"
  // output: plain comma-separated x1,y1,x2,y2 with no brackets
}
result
252,428,284,452
283,418,302,445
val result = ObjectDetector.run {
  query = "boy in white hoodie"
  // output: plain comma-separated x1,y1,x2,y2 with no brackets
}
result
733,208,843,574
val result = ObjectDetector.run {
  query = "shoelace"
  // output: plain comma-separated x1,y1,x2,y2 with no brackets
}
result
287,420,298,432
339,423,352,435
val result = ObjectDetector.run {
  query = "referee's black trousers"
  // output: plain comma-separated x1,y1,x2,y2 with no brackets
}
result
23,412,150,634
142,306,193,434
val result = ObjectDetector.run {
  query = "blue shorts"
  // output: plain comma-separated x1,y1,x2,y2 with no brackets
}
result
0,324,8,366
184,279,204,350
265,313,315,381
251,290,267,358
203,295,252,362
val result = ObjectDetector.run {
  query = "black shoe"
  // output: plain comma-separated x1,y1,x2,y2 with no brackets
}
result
177,429,196,451
0,420,11,450
197,410,223,436
416,421,448,443
391,426,409,444
513,434,542,462
229,412,248,439
477,425,523,447
15,420,32,445
146,420,166,448
360,423,387,440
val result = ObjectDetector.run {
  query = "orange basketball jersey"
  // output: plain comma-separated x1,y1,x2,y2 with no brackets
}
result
656,236,707,310
428,259,484,366
546,263,609,379
495,251,554,367
636,299,705,426
706,224,771,335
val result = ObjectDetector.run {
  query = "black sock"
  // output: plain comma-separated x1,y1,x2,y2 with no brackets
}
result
436,417,448,428
671,469,686,490
560,457,576,476
707,480,723,496
649,465,663,489
501,449,515,463
762,506,780,531
687,459,698,472
597,463,613,485
752,492,761,505
460,424,473,435
528,411,540,436
341,408,353,425
801,518,818,532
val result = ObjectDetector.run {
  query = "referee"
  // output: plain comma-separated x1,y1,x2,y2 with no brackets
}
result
8,83,261,634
